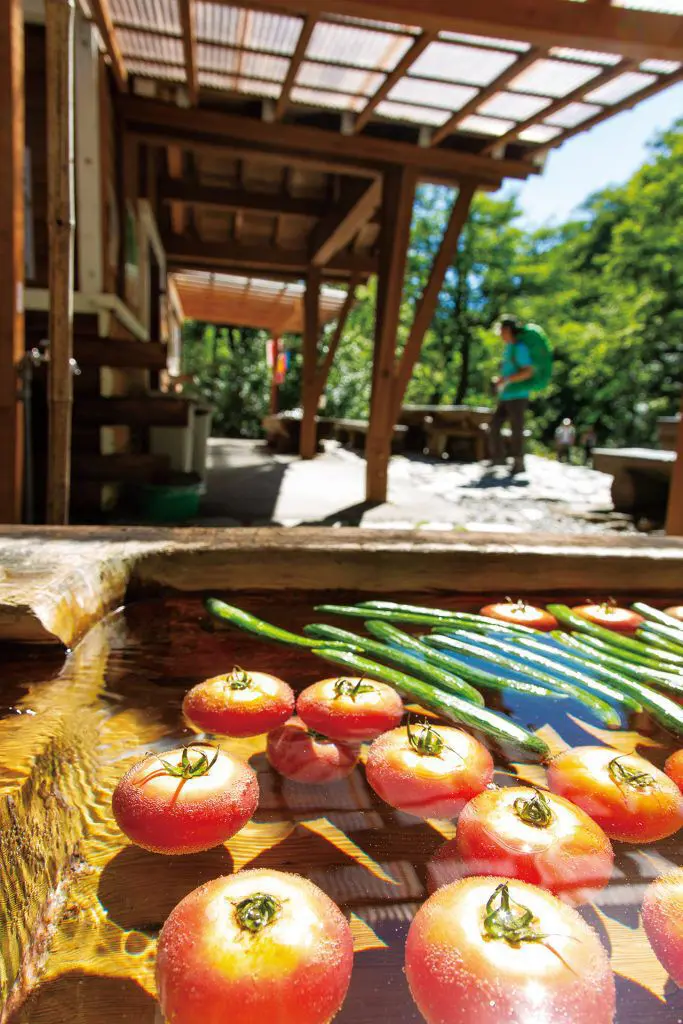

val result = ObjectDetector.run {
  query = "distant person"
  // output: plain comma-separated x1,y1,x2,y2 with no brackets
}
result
488,315,553,475
555,418,576,463
581,425,597,466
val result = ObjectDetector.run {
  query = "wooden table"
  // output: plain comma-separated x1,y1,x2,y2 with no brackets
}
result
593,447,676,514
400,405,493,459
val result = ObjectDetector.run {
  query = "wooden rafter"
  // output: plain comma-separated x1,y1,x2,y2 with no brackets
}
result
160,179,328,218
353,31,437,135
88,0,127,91
273,13,316,121
431,47,545,148
310,178,381,267
163,233,377,277
482,56,638,154
178,0,198,105
391,180,476,422
300,267,321,459
312,276,359,408
665,396,683,536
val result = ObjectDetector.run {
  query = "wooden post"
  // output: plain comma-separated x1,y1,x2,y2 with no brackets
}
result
46,0,76,524
300,270,321,460
270,336,281,415
366,166,416,503
665,394,683,536
0,0,25,523
311,276,359,411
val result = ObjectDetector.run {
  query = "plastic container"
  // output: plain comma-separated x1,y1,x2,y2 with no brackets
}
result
138,482,201,522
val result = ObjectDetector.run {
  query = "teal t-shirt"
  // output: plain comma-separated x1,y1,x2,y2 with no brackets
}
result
501,340,533,400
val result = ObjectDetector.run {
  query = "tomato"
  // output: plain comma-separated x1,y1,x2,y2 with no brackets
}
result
156,868,354,1024
296,675,403,742
112,744,258,855
446,786,613,904
183,668,295,737
642,868,683,986
365,722,493,819
571,603,644,633
405,876,615,1024
479,600,557,631
547,745,683,843
664,605,683,623
665,748,683,792
266,717,359,784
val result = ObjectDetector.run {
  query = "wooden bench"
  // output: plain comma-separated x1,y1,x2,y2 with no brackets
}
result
262,412,334,454
400,406,493,460
332,418,408,452
593,447,676,513
658,414,681,452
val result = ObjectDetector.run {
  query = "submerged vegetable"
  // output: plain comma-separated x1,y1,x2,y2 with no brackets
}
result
266,717,358,784
205,598,349,650
183,669,295,737
571,603,644,634
480,599,558,631
297,675,404,741
642,868,683,987
549,604,683,667
664,748,683,793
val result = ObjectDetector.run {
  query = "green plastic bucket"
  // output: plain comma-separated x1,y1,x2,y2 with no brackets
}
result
138,483,201,523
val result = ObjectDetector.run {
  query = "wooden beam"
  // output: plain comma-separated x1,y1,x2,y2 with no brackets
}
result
310,178,381,267
431,48,543,148
178,0,199,105
167,145,186,236
391,180,476,422
119,97,531,184
88,0,127,91
300,268,321,460
46,0,76,525
258,1,683,62
0,0,24,522
366,166,416,503
163,233,377,276
75,14,104,295
354,31,436,135
666,397,683,537
312,276,359,408
274,14,316,121
160,178,327,218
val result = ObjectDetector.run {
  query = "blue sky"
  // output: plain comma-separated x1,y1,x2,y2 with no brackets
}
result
500,82,683,228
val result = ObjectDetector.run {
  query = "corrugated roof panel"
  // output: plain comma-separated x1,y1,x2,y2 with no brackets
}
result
411,41,516,86
195,5,302,54
296,61,384,96
614,0,683,12
544,100,602,128
198,71,281,97
458,113,516,136
518,124,562,143
509,58,601,97
389,77,477,111
375,100,451,126
332,14,420,34
111,0,180,33
291,86,365,112
550,47,621,66
640,58,682,73
307,23,413,70
127,59,185,81
584,70,657,104
197,46,289,81
478,90,550,120
119,29,184,63
439,31,529,52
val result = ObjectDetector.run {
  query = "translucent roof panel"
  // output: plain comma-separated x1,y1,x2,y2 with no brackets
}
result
641,59,682,74
198,72,281,98
439,31,529,53
296,62,384,97
613,0,683,11
459,114,516,137
478,91,550,120
411,41,516,87
375,100,451,127
128,59,185,81
545,101,602,128
550,47,621,66
195,5,301,54
197,47,288,81
389,77,477,111
518,124,562,144
509,58,601,97
119,29,183,63
291,87,365,113
585,70,657,104
307,22,413,71
111,0,180,33
332,14,420,34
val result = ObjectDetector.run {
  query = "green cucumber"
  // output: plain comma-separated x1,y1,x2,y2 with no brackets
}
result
632,603,683,636
547,604,683,667
363,621,560,699
637,622,683,655
554,633,683,696
356,601,537,634
311,647,550,763
205,598,352,650
571,633,683,674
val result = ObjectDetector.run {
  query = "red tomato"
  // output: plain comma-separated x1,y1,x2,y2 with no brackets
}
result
112,744,258,854
479,600,557,631
296,675,403,742
447,786,613,904
664,605,683,623
156,869,354,1024
266,717,359,784
547,745,683,843
571,603,644,633
405,876,615,1024
183,668,294,737
665,748,683,792
365,722,493,819
642,868,683,986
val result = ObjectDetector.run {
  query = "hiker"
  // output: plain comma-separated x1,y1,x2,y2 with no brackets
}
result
581,425,597,466
555,418,576,463
488,315,553,475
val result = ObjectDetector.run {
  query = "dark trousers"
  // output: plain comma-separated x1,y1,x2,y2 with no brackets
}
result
488,398,528,461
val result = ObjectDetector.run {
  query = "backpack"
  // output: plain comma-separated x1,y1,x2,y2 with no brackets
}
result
515,323,553,394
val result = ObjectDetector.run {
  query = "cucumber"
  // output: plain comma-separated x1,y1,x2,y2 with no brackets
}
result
637,622,683,655
632,602,683,636
205,598,351,650
356,601,537,634
554,633,683,696
547,604,683,667
570,633,683,674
